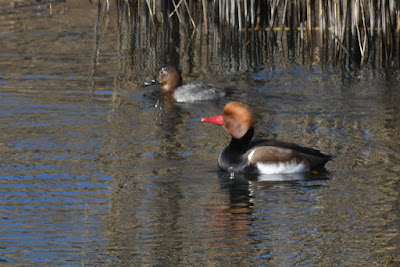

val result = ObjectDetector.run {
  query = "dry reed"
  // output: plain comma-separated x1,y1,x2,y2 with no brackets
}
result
102,0,400,70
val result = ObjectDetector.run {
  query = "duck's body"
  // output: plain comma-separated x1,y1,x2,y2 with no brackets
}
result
202,102,332,175
142,65,225,103
173,82,225,102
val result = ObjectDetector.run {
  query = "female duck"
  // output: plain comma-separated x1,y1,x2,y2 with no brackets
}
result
201,102,332,174
142,65,225,102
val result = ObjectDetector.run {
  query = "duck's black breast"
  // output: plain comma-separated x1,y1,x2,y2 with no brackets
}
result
217,128,255,173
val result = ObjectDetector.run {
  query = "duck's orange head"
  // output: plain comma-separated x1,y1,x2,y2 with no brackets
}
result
156,65,182,93
202,102,254,139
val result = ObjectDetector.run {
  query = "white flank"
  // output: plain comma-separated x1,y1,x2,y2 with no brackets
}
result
256,161,309,174
247,148,310,174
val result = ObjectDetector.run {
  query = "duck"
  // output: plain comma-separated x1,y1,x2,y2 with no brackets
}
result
142,64,225,102
201,102,333,174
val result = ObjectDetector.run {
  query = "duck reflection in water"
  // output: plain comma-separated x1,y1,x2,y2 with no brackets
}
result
142,64,227,159
214,172,255,248
214,170,330,250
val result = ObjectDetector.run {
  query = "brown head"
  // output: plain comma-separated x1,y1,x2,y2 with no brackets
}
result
156,65,182,93
202,102,255,139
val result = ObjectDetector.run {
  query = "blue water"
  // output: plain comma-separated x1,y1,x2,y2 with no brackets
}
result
1,1,400,266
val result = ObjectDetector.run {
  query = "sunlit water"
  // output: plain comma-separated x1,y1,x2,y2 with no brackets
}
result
1,1,400,266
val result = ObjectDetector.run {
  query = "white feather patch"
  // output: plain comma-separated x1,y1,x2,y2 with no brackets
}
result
248,150,256,161
255,161,309,174
247,148,309,174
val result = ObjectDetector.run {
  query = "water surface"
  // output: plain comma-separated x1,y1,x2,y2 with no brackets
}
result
1,1,400,266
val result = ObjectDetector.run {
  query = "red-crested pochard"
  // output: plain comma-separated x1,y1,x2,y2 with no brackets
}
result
201,102,332,174
142,65,225,102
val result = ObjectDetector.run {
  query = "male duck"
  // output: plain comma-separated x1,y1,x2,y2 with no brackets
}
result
201,102,333,174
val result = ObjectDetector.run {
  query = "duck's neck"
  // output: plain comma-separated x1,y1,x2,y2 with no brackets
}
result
161,84,174,93
161,79,181,93
218,128,254,171
228,127,254,153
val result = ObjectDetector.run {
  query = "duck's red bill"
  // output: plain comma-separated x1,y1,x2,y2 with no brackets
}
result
201,115,223,125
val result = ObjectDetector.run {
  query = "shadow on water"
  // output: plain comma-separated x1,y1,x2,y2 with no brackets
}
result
2,0,400,266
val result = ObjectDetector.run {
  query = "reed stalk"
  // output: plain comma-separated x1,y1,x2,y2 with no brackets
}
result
108,0,400,69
